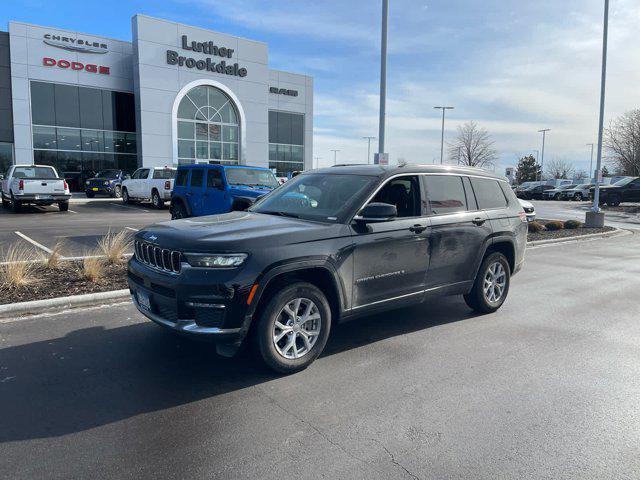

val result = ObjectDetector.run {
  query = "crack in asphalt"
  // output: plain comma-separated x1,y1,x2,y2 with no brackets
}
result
370,438,421,480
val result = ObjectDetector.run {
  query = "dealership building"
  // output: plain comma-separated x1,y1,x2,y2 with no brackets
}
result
0,15,313,178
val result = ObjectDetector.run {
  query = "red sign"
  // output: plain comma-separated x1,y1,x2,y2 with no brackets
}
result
43,57,110,75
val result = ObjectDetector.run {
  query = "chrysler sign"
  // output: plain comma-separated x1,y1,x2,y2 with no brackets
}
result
43,34,108,54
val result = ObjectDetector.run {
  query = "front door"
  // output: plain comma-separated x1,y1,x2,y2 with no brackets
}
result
422,175,492,290
625,178,640,202
351,175,431,309
202,167,226,215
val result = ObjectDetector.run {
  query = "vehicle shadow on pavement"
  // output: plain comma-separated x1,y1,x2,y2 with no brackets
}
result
0,296,474,442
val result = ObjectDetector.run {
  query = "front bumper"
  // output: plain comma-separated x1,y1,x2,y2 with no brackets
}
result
86,186,114,195
127,257,255,354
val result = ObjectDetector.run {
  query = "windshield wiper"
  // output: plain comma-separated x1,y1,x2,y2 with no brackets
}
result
259,210,300,218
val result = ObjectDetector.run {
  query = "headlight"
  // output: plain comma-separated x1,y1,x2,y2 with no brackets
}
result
184,253,248,268
104,181,110,186
85,181,90,185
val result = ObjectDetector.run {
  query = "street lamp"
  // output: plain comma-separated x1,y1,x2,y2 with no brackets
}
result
586,143,595,179
330,149,340,165
434,106,454,164
363,136,376,164
377,0,389,160
313,156,322,169
537,129,550,180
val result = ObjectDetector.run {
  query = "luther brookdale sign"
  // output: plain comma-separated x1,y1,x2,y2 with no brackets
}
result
166,35,248,77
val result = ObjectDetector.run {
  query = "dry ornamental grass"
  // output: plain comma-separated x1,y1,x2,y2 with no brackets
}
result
1,244,38,290
98,230,131,264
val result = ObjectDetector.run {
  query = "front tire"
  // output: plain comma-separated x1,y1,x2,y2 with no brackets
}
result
574,193,583,201
85,191,95,198
112,185,122,198
255,282,331,374
606,194,621,207
122,188,132,204
464,252,511,314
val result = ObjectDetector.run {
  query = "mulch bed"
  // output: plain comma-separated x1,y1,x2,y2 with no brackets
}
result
1,261,128,305
527,220,615,242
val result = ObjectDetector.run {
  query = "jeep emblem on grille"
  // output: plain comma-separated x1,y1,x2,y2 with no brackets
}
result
147,235,158,241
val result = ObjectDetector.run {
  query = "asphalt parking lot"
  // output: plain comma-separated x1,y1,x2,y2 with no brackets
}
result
0,197,169,257
2,233,639,479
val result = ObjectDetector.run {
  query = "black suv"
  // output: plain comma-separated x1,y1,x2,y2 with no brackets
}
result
589,177,640,206
128,165,527,373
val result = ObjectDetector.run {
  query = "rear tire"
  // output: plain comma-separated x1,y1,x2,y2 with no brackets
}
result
170,201,188,220
152,190,164,209
10,193,21,213
122,188,132,204
58,201,69,212
1,195,9,209
254,282,331,374
464,252,511,314
574,193,583,201
606,194,621,207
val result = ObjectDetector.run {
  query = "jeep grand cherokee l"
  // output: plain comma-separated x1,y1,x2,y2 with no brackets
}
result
128,165,527,373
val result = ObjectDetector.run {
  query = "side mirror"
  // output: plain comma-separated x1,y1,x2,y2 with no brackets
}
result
125,175,131,180
354,202,397,223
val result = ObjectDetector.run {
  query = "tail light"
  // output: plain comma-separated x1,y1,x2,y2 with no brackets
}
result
19,179,24,190
63,180,69,191
518,211,527,223
164,181,171,190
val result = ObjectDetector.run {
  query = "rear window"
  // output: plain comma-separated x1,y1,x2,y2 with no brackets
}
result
190,169,204,187
153,169,176,179
175,169,188,187
423,175,467,215
13,166,57,179
471,178,508,210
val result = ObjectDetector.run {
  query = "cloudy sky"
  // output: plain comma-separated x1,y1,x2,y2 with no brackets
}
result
3,0,639,174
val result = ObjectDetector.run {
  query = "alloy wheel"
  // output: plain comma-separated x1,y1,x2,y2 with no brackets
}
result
483,262,506,304
272,298,322,360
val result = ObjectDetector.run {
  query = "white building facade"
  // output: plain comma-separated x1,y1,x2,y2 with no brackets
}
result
2,15,313,177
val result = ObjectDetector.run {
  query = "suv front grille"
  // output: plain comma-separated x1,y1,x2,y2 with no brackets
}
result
134,240,181,274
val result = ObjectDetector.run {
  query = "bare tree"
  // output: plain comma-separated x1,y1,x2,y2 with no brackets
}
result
605,109,640,176
447,121,498,168
545,159,575,179
574,169,588,180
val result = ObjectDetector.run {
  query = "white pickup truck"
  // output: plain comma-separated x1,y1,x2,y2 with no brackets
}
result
121,166,176,208
1,164,71,212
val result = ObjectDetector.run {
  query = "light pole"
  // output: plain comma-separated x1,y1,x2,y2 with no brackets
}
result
314,156,322,169
537,129,550,180
377,0,389,162
434,106,454,164
588,0,609,223
586,143,595,180
330,149,340,165
363,136,376,164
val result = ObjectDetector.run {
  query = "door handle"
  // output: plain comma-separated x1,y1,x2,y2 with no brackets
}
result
472,217,486,226
409,224,427,233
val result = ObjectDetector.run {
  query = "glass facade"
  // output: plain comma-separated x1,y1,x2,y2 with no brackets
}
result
268,111,304,176
0,142,13,175
30,81,137,176
177,86,239,165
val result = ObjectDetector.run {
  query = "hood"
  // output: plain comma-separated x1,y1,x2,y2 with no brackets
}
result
137,211,346,252
228,185,273,198
590,184,618,191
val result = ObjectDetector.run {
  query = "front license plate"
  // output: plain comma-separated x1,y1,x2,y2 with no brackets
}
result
92,187,99,191
137,291,151,311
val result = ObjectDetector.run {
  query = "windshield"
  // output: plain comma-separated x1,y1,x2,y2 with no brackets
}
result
560,184,577,189
613,177,637,186
250,173,376,223
225,168,279,188
12,166,57,179
95,170,120,179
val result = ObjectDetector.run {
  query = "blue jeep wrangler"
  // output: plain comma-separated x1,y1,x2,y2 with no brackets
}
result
169,164,280,219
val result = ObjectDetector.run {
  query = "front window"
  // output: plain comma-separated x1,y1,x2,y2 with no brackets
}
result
613,177,637,186
225,168,279,189
251,173,376,223
177,86,239,165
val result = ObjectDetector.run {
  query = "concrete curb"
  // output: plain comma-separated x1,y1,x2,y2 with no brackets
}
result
527,227,629,247
0,289,130,317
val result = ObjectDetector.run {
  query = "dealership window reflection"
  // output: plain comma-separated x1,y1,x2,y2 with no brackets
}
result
177,86,240,165
268,111,304,176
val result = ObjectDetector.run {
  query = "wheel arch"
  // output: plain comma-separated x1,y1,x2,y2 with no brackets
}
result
170,194,192,216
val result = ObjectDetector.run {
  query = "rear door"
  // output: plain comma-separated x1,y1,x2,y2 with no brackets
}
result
422,175,491,290
187,168,206,216
135,168,150,198
351,175,431,309
202,167,226,215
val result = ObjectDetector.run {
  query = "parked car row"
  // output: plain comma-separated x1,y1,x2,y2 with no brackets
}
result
515,177,640,206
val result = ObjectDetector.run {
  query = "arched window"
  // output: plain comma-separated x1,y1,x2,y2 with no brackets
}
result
176,86,239,164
